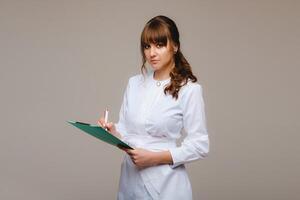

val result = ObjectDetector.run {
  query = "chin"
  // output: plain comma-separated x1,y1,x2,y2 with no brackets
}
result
150,65,161,71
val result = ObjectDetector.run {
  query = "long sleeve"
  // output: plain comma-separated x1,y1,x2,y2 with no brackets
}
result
115,80,130,139
169,83,210,168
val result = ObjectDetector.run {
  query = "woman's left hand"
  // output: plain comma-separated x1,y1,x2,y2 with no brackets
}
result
124,148,158,169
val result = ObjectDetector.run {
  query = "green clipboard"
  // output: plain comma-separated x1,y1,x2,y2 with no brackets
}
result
67,120,133,149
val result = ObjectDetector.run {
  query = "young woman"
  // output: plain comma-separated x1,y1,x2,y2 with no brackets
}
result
98,15,209,200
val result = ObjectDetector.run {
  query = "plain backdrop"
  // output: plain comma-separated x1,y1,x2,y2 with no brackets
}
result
0,0,299,200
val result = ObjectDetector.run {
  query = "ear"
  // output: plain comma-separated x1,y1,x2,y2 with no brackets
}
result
173,44,178,53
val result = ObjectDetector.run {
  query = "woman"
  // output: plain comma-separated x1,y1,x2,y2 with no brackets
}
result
98,15,209,200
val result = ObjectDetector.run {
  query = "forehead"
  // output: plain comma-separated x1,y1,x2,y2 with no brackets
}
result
141,23,171,45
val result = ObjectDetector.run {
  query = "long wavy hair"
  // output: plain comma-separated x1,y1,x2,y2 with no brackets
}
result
140,15,197,100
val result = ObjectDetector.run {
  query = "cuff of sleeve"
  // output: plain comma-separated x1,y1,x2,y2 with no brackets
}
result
169,148,184,168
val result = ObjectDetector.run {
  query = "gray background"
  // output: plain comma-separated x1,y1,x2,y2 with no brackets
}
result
1,0,299,199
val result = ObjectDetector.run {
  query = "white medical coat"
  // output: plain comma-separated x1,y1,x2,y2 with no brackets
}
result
115,70,209,200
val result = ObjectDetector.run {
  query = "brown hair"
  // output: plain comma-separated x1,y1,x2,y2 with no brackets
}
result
140,15,197,100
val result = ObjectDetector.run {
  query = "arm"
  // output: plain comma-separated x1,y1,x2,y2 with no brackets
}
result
168,84,210,168
114,79,130,139
124,148,173,168
98,79,130,139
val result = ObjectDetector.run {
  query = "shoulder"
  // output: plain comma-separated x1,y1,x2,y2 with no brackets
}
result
126,73,146,88
128,73,144,83
178,81,205,110
179,81,203,97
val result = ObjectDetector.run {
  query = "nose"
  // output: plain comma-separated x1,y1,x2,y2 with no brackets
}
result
150,46,157,57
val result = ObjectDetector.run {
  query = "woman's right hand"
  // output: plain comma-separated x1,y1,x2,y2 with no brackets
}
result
97,117,120,138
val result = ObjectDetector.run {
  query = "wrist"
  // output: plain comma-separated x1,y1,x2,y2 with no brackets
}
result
152,152,161,166
152,151,173,166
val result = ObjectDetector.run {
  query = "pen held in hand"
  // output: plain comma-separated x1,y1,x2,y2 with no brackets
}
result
104,108,109,131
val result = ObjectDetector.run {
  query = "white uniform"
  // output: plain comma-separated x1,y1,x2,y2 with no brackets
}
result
115,70,209,200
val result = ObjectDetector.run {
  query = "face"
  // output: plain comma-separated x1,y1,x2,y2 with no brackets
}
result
143,40,177,72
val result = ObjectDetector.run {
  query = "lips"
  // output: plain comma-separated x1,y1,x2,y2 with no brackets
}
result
150,60,159,64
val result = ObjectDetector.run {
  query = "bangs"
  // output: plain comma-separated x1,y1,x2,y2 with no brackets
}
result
141,21,170,48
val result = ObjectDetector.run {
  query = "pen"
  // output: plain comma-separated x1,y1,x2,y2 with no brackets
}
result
104,108,109,131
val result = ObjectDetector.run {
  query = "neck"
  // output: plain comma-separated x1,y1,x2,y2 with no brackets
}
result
153,62,175,81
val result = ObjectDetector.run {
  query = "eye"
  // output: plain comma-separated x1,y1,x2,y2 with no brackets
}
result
156,43,163,48
144,44,150,49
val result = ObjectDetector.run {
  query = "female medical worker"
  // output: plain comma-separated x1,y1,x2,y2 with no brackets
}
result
98,15,209,200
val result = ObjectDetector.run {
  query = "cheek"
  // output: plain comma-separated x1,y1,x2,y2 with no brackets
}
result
161,51,173,61
160,49,172,58
144,51,150,60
